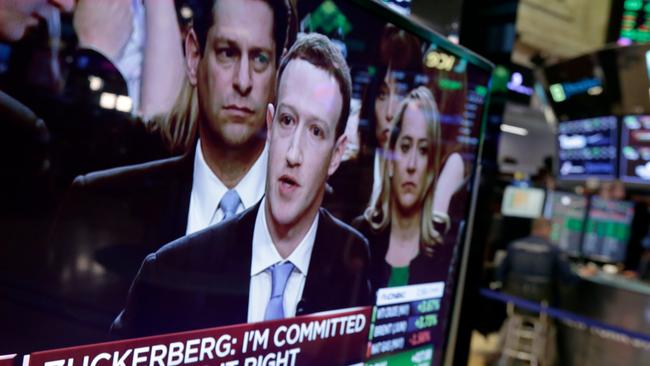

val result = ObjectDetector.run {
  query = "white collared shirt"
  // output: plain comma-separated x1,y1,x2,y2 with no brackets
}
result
185,140,268,235
247,197,319,323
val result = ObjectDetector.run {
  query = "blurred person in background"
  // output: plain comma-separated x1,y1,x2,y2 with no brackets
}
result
71,0,185,118
0,0,74,353
497,218,580,302
0,0,74,42
2,0,186,190
0,0,74,192
0,0,73,232
53,0,184,183
353,86,453,289
495,217,591,366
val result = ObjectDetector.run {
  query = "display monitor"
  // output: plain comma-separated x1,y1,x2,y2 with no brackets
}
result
583,197,635,263
542,43,650,121
0,0,492,365
543,52,614,121
501,186,546,219
614,0,650,46
548,192,588,256
557,116,618,180
620,114,650,184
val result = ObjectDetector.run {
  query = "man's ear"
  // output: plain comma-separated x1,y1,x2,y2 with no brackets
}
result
266,103,275,143
328,134,347,176
184,28,200,86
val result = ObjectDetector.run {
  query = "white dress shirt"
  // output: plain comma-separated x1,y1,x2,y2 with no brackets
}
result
247,197,319,322
114,0,145,115
185,140,268,235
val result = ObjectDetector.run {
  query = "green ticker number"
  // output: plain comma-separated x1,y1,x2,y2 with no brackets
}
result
415,314,437,329
417,300,438,314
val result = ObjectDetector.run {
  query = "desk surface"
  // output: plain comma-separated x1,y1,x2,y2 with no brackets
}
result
581,271,650,295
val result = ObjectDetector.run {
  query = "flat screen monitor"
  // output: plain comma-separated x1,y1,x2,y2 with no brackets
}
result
542,43,650,121
501,186,546,219
613,0,650,45
557,116,618,180
620,114,650,184
583,197,635,263
542,52,613,121
548,192,587,256
0,0,492,365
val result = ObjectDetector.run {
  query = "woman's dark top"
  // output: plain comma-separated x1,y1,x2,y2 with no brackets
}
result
352,216,450,291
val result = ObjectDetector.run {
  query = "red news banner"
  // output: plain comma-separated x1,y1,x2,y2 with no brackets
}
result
25,308,371,366
0,354,16,366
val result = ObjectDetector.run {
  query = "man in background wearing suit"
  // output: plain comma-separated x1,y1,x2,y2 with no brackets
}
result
111,33,372,338
49,0,296,305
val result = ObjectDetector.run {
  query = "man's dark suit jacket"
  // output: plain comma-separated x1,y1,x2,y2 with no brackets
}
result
110,202,372,339
48,152,194,318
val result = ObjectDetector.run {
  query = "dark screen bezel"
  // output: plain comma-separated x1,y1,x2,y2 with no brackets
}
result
346,1,494,364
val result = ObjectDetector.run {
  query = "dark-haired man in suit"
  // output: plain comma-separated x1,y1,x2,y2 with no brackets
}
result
111,33,372,338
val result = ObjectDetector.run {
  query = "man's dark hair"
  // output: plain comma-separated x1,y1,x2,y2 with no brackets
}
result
276,33,352,139
185,0,297,65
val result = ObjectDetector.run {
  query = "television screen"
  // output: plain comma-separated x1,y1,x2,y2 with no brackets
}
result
542,43,650,122
0,0,492,365
583,197,635,263
501,186,546,219
614,0,650,46
620,114,650,184
543,53,614,121
557,116,618,180
548,192,587,256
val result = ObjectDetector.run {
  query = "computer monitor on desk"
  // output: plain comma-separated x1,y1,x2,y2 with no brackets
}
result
501,186,546,219
548,192,587,257
620,115,650,185
582,197,635,264
556,116,618,181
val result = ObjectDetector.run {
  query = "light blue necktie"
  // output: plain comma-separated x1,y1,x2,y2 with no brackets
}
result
264,262,295,321
219,189,241,221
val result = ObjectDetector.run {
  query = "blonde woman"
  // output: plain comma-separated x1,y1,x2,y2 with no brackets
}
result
353,86,460,289
147,78,199,155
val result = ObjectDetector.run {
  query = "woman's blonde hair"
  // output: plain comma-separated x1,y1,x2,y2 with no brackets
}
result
147,78,199,155
363,86,445,254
